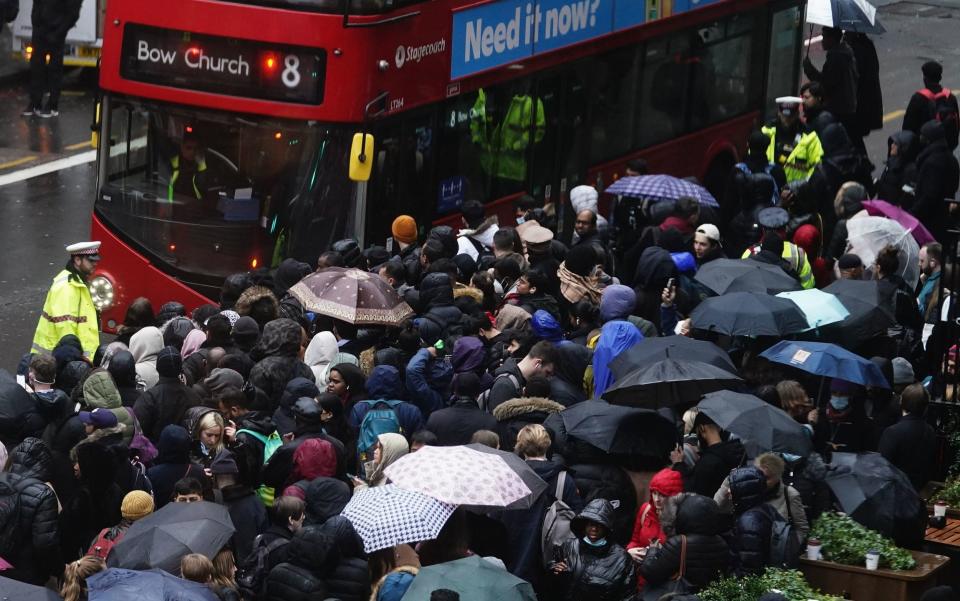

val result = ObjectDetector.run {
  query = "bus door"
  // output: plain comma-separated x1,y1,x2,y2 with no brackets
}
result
529,68,589,242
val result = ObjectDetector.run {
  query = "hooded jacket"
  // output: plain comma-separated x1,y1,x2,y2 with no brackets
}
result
405,348,453,417
249,319,315,411
349,366,424,437
147,425,206,508
674,437,745,498
519,292,562,322
133,372,200,443
450,336,493,393
730,467,774,575
628,468,684,551
876,130,920,208
304,332,339,385
640,493,730,590
551,344,591,407
592,321,643,398
599,285,637,323
303,477,351,523
559,499,635,601
273,377,319,438
915,120,960,240
129,327,164,390
0,438,62,584
492,397,564,452
457,216,500,262
264,526,337,601
107,350,142,407
83,371,135,444
416,273,463,345
320,516,371,601
530,310,566,345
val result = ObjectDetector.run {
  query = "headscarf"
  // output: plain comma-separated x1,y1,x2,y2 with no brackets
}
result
330,363,366,405
496,304,532,331
365,432,409,487
181,329,207,359
304,332,340,385
592,321,643,398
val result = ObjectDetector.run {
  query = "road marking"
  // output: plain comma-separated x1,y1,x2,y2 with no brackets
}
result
883,109,906,123
803,35,823,47
0,150,96,187
0,155,38,170
65,140,92,151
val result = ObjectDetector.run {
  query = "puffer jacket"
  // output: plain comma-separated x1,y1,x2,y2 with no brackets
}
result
640,493,730,591
129,327,163,390
559,499,636,601
492,396,565,452
564,462,638,547
265,525,339,601
0,438,62,584
730,466,774,575
321,516,370,601
83,371,136,444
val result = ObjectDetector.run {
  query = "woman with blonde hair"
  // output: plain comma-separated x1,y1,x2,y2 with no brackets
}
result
211,548,241,601
191,410,225,468
61,556,106,601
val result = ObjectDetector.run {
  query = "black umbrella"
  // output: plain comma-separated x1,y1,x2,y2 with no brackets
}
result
690,292,809,337
0,575,63,601
819,280,897,346
557,400,676,458
610,336,738,379
602,359,742,409
107,501,235,575
825,452,924,538
465,443,548,510
697,390,813,457
694,258,801,295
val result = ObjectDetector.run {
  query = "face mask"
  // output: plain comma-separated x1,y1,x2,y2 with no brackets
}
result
516,216,526,225
582,536,607,547
829,395,850,411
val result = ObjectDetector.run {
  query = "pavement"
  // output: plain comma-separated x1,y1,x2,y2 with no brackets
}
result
0,1,958,369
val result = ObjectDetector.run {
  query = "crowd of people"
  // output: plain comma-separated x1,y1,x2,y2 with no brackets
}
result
2,34,959,601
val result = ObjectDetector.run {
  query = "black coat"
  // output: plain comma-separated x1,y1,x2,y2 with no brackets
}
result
320,517,370,601
803,42,858,117
904,85,960,149
558,500,635,601
221,485,269,561
249,358,315,413
729,468,774,575
566,463,637,547
674,438,745,498
260,429,346,489
878,414,936,490
60,443,124,561
914,123,960,241
491,397,565,452
147,425,207,507
0,438,62,584
486,359,526,412
550,344,592,408
31,0,82,45
847,33,883,135
265,526,338,601
640,494,730,591
230,411,278,489
426,399,499,446
133,376,201,443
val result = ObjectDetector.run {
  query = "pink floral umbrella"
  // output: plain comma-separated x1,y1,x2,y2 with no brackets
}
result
862,200,936,246
384,445,534,508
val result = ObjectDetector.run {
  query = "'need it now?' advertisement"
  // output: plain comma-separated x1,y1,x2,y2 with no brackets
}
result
451,0,646,79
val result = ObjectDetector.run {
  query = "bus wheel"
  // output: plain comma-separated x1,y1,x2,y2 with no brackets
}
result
702,153,734,206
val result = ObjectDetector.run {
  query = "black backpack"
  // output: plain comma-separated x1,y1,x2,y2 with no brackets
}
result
919,87,960,149
760,495,802,569
0,478,23,558
237,534,291,600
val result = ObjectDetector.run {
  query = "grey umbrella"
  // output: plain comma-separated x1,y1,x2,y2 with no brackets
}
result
697,390,813,457
0,575,63,601
106,501,235,575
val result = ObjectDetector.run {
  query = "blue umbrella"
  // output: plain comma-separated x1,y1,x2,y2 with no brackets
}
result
759,341,890,388
88,568,219,601
604,174,719,207
776,289,850,330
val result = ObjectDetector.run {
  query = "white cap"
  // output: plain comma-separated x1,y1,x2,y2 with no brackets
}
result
695,224,721,243
775,96,803,105
65,241,101,257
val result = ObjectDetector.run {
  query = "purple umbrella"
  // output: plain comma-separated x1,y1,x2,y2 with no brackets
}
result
604,175,719,207
862,200,936,246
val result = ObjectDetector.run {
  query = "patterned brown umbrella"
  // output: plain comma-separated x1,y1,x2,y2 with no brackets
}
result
288,267,414,326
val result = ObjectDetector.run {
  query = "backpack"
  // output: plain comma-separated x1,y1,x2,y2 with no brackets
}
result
476,372,520,412
87,525,126,560
0,479,22,558
237,534,291,601
236,429,284,506
735,162,780,206
918,87,960,148
761,493,801,569
540,471,577,568
357,400,404,464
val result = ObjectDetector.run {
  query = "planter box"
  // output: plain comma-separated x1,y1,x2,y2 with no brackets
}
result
799,550,950,601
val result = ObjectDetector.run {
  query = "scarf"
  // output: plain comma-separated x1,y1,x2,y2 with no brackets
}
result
558,262,602,304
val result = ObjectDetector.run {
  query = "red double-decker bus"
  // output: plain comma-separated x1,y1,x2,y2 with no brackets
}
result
89,0,806,329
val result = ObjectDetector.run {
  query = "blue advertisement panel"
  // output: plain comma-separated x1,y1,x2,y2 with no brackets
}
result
613,0,645,30
672,0,720,15
451,0,647,79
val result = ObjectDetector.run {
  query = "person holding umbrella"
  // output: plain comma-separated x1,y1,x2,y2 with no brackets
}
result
671,412,746,498
550,499,636,601
813,379,873,455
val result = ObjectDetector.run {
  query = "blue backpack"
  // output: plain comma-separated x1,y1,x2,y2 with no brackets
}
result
357,400,404,463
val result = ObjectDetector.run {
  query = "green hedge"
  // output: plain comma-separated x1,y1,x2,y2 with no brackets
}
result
809,512,916,570
698,568,841,601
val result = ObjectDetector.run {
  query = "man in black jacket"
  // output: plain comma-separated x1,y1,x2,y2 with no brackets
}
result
220,386,280,490
425,373,497,445
0,438,62,584
903,61,960,150
803,27,861,153
878,384,936,490
23,0,82,117
133,347,201,442
914,120,960,242
672,412,746,498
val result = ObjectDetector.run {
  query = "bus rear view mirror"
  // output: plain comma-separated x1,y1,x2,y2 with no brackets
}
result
349,132,375,182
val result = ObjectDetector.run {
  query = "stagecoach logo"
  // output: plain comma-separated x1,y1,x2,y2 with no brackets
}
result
394,38,447,69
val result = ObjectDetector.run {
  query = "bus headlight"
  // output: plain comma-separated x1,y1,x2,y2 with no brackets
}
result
89,276,115,311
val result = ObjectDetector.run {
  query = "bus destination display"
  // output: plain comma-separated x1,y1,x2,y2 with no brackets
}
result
121,24,325,104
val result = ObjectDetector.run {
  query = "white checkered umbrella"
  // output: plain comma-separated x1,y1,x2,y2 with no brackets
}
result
341,485,455,553
384,445,534,508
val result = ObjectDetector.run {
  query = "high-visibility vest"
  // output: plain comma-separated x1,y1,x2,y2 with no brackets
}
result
32,270,99,357
741,242,815,290
761,124,823,183
470,90,545,182
168,155,208,201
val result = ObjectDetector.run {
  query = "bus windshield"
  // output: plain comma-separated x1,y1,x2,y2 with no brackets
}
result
96,98,352,280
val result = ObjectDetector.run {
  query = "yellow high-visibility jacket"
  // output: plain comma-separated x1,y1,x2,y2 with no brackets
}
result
761,124,823,183
741,243,815,290
32,269,99,357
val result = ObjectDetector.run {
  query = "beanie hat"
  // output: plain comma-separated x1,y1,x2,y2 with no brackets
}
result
156,346,183,378
121,490,155,521
392,215,418,245
892,357,915,386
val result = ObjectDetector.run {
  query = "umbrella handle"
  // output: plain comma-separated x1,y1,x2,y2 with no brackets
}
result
805,24,813,59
